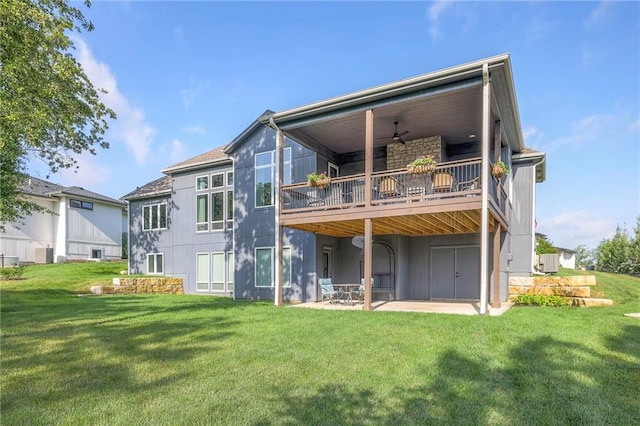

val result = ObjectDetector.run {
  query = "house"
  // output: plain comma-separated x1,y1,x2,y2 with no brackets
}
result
124,53,546,314
557,248,576,269
0,176,126,263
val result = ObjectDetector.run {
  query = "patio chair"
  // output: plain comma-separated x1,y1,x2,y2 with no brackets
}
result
432,172,454,193
353,278,374,304
320,278,341,304
379,176,404,197
457,177,480,192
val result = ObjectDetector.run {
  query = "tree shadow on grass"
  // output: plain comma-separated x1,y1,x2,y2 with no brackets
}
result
0,292,248,419
265,329,640,425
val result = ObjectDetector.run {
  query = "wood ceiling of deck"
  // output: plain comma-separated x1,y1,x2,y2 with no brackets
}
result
284,209,495,238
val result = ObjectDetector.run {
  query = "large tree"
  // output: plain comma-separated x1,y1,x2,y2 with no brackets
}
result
0,0,115,229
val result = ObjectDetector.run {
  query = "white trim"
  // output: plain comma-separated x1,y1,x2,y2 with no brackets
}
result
255,246,291,288
143,202,168,231
211,172,225,188
328,162,339,178
211,251,225,291
195,175,209,191
147,252,164,275
211,191,225,231
195,194,209,232
195,252,210,291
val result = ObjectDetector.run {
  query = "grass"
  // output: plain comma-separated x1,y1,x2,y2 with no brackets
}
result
1,262,639,425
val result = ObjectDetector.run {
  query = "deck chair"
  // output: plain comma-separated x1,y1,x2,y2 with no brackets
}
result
432,172,454,193
379,177,403,197
319,278,340,304
457,177,480,192
353,278,374,304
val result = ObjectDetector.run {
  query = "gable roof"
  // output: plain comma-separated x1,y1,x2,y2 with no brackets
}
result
224,110,273,155
121,175,172,201
22,176,125,207
161,144,231,174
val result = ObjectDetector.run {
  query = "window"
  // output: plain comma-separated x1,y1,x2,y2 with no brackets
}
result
90,249,102,259
211,192,224,231
196,176,209,190
255,148,291,207
143,203,167,231
255,247,291,288
212,173,224,188
196,252,234,292
196,194,208,231
147,253,164,274
194,169,233,232
227,252,234,291
70,199,93,210
196,253,209,291
211,252,225,290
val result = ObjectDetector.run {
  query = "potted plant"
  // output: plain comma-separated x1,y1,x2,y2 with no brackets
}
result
491,160,509,179
307,171,330,188
407,155,437,174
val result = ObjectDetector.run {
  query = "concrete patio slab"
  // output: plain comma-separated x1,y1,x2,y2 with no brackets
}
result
290,300,513,316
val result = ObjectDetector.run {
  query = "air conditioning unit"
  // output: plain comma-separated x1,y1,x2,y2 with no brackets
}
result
538,254,560,273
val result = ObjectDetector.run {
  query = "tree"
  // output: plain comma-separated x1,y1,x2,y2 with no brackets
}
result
536,235,558,255
0,0,115,229
574,244,595,269
594,216,640,276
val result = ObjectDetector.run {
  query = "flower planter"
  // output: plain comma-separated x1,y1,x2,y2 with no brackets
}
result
491,165,505,179
407,163,437,175
308,177,330,188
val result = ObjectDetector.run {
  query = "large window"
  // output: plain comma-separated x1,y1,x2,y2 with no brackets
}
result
147,253,164,274
143,203,167,231
196,251,234,292
255,247,291,288
255,148,291,207
195,169,233,232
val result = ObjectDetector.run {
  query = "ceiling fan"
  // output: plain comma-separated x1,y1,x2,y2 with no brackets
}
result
378,121,409,144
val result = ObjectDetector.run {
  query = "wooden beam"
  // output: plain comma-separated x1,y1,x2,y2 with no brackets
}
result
364,218,373,311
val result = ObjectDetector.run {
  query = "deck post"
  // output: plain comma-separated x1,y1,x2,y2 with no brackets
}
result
492,224,501,308
274,129,284,307
364,218,373,311
479,63,491,315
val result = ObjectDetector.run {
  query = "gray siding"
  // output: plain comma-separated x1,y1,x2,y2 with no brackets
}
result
231,124,317,301
128,196,173,275
510,161,537,276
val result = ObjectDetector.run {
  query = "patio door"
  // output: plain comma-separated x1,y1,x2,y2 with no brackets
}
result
322,246,333,279
430,246,480,300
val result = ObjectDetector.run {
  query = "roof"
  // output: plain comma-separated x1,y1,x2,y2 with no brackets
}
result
161,144,231,174
512,147,546,183
224,110,273,155
121,176,172,201
21,176,125,206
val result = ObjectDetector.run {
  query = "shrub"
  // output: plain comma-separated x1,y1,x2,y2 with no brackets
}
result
0,265,25,281
515,293,571,307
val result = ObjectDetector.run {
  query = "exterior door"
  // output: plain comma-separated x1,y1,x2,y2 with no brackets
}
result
322,247,333,279
430,246,480,300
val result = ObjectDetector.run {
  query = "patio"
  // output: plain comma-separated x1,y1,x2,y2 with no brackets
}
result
290,300,513,316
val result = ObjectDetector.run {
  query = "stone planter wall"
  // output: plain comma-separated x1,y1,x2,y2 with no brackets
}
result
508,275,612,307
386,136,442,170
91,277,184,295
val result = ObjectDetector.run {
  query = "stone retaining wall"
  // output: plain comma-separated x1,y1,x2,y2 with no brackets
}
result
508,275,612,307
91,277,184,295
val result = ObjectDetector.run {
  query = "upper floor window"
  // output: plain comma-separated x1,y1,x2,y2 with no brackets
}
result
143,203,167,231
195,169,233,232
255,148,291,208
70,199,93,210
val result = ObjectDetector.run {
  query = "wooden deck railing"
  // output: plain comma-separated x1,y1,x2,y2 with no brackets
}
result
282,157,508,219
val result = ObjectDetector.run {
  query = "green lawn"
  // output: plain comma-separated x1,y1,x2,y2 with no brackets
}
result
1,263,639,425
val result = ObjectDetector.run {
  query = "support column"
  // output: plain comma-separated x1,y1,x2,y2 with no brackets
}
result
479,63,491,315
364,109,374,311
364,218,373,311
492,224,501,308
274,129,284,307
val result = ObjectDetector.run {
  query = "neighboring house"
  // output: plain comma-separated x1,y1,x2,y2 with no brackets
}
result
1,176,126,263
557,248,576,269
124,53,546,314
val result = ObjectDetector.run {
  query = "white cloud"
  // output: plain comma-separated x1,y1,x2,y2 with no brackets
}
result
627,118,640,134
182,125,206,135
585,1,614,27
539,211,615,249
180,78,210,108
427,1,453,41
169,139,187,165
522,126,545,147
75,38,156,165
58,152,112,187
525,14,560,43
537,114,615,153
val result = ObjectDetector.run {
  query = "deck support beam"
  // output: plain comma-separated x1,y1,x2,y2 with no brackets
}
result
274,129,284,307
364,109,374,311
479,63,491,315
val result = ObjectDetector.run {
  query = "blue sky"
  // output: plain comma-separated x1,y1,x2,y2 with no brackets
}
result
29,1,639,250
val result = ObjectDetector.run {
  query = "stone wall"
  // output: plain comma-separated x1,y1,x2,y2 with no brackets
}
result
91,277,184,295
386,136,442,170
508,275,596,298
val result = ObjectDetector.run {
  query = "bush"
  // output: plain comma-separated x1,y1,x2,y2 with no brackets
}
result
514,293,571,307
0,265,25,281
